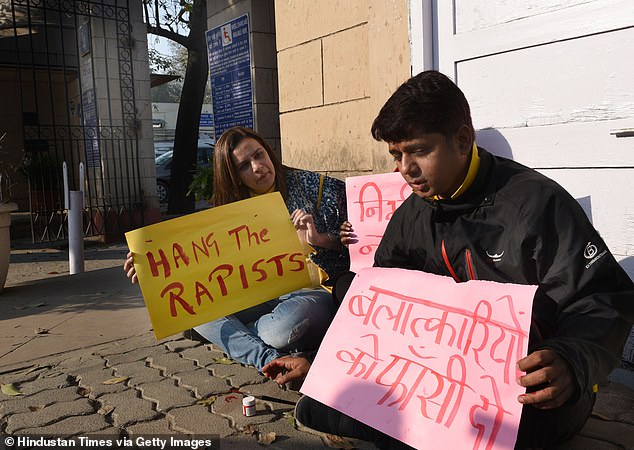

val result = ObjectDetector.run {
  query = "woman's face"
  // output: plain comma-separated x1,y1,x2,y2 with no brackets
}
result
231,137,276,194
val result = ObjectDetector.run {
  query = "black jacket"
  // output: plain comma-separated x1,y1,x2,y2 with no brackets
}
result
374,148,634,400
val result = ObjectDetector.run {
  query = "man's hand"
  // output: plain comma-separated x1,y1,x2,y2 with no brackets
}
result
262,356,311,385
123,251,138,284
516,349,574,409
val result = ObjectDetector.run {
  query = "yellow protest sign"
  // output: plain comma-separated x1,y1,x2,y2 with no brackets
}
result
125,193,313,339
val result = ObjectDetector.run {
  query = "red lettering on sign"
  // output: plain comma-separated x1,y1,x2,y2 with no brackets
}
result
146,249,171,278
252,258,267,281
172,243,190,268
195,281,213,305
228,224,271,250
160,282,195,316
209,264,233,296
266,253,289,276
288,252,306,272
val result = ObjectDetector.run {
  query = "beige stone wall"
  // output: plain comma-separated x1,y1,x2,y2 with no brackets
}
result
275,0,411,177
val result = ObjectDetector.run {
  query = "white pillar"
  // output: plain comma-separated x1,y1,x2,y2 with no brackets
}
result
68,190,84,274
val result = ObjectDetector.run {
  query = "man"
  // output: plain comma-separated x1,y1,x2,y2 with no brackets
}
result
263,71,634,449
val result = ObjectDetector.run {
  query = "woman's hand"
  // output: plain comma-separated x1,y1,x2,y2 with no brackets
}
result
123,251,138,284
290,209,338,249
340,221,358,247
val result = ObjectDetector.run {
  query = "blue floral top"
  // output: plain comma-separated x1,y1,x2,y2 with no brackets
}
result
284,168,350,285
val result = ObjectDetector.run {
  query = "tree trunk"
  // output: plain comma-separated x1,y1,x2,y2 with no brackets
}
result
167,0,208,215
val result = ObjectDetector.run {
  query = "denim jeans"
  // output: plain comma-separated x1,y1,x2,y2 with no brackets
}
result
194,288,335,371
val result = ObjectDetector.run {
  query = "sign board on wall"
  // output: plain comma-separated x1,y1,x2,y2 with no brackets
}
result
78,21,100,168
206,14,254,138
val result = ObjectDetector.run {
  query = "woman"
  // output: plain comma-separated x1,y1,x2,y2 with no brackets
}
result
124,127,349,371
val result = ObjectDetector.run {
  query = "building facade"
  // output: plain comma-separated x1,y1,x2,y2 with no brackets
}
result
1,0,157,241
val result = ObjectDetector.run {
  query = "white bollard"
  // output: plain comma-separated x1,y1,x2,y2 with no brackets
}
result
68,190,84,274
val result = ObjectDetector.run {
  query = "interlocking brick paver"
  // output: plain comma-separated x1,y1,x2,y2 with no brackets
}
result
573,418,634,449
239,380,301,412
81,427,121,437
555,433,618,450
138,379,197,411
158,333,185,344
211,393,276,430
56,354,107,372
75,367,127,399
103,346,168,366
163,338,202,353
5,399,94,433
592,382,634,423
98,389,161,427
12,413,110,435
179,345,227,367
171,369,231,399
95,335,159,357
124,417,173,436
255,420,348,449
147,352,198,376
112,360,164,387
217,435,262,450
167,405,234,436
0,369,41,385
209,364,267,388
0,386,82,417
11,373,73,396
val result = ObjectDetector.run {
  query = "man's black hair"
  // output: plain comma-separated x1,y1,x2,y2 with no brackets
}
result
371,70,474,142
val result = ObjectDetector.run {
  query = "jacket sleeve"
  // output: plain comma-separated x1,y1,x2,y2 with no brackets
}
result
527,188,634,399
374,198,425,270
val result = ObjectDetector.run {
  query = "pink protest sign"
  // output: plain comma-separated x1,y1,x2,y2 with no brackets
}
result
301,267,537,450
345,172,410,272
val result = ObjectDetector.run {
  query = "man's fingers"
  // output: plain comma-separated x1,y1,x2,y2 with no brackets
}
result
516,349,574,409
517,365,553,389
518,382,573,409
517,349,556,372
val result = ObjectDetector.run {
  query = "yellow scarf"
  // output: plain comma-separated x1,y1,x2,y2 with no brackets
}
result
431,142,480,201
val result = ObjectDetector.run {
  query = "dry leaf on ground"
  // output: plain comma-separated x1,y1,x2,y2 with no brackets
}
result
257,431,276,445
102,376,129,385
323,434,354,449
196,396,216,406
211,357,236,365
98,405,114,415
1,383,24,396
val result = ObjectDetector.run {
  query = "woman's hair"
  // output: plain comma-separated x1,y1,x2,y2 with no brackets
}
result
212,126,288,206
371,70,475,143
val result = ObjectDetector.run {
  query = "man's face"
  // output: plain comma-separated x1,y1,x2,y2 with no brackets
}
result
388,127,472,199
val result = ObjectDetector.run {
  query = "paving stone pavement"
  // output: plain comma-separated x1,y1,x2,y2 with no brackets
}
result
1,242,633,449
1,331,633,449
0,333,365,449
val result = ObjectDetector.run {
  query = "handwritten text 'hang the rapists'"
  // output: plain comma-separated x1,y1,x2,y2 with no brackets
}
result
143,224,305,317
